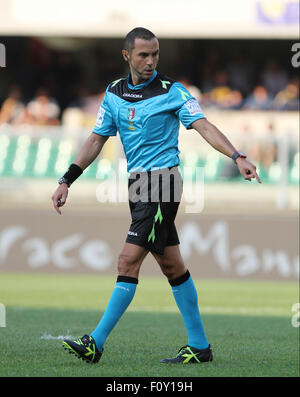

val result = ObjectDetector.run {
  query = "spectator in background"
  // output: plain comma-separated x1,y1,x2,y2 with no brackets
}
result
243,85,273,110
273,79,299,111
261,59,288,97
26,88,60,126
225,90,244,110
208,71,234,108
0,85,27,126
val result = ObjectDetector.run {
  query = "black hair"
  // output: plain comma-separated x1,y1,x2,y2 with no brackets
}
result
124,27,157,53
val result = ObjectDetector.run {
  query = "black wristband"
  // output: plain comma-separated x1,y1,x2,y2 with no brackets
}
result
63,163,83,186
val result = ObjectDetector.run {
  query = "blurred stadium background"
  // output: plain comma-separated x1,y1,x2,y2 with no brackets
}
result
0,0,299,378
0,0,298,281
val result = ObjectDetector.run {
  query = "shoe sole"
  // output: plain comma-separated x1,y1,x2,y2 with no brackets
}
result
160,359,212,364
160,354,213,364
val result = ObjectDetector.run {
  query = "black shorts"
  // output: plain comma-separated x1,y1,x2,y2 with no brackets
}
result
125,166,183,255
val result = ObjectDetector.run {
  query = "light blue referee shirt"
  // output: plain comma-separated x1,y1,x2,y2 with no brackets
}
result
93,70,205,173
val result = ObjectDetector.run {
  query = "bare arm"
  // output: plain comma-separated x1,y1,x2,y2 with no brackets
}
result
73,133,109,170
51,133,109,214
192,118,261,183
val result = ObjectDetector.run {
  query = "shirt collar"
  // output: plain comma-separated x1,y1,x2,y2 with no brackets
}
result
127,70,157,90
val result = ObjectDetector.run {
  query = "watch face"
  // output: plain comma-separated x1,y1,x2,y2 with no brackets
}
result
232,151,247,163
58,177,69,185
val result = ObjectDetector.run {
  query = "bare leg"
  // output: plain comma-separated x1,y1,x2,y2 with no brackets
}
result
117,242,149,278
151,245,186,281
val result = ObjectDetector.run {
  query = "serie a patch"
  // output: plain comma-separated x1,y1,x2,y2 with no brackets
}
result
184,98,202,115
95,106,106,127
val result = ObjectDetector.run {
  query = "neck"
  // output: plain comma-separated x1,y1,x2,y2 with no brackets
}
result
130,70,154,86
131,75,148,86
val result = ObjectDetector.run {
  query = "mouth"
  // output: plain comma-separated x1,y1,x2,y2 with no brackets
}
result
144,69,153,74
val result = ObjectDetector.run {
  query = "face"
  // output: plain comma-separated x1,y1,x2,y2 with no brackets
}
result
123,37,159,85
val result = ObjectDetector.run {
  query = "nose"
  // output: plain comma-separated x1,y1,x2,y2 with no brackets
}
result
147,56,154,67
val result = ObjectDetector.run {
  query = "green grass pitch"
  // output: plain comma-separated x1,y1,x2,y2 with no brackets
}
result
0,272,299,377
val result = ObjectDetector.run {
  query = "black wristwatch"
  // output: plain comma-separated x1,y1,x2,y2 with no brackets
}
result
232,151,247,164
58,176,70,187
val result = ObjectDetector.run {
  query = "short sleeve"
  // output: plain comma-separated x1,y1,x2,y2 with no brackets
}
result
93,90,117,136
172,83,206,129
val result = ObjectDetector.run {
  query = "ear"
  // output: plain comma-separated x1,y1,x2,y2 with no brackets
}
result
122,49,129,62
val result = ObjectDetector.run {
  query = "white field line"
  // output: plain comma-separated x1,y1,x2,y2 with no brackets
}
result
40,331,74,340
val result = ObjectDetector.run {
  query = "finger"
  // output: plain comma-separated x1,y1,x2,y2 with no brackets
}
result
246,171,261,183
56,193,68,213
55,201,62,215
245,167,261,183
52,196,62,215
254,172,262,184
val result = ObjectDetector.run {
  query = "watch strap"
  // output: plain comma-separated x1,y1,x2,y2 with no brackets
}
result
58,163,83,187
232,151,247,164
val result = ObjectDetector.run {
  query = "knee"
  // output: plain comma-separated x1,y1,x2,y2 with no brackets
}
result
159,260,185,280
117,253,140,276
154,247,186,281
159,262,175,279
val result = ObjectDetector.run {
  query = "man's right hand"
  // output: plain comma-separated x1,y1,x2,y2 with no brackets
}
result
51,183,69,215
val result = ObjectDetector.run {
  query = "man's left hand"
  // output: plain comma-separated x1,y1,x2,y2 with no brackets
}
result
236,157,262,183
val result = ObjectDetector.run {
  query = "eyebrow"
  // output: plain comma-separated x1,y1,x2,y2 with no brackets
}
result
137,49,159,56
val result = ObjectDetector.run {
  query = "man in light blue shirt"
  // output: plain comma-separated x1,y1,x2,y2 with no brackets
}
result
53,27,261,365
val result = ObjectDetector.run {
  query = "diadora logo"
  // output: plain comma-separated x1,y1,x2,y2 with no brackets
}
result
128,231,138,236
127,108,136,121
123,93,143,99
115,285,130,292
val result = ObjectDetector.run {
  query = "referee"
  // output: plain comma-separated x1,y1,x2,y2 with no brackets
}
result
52,27,261,364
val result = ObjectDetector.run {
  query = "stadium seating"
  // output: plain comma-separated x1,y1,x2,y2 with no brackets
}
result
0,132,298,185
